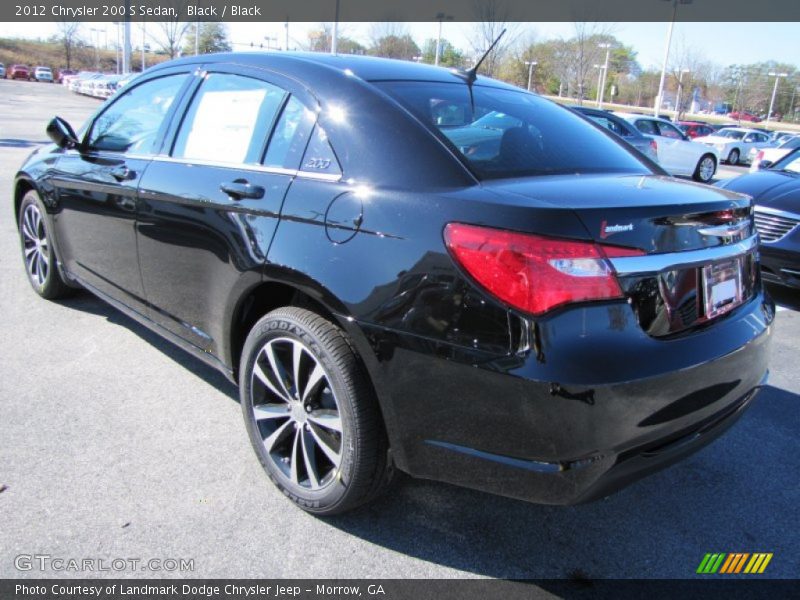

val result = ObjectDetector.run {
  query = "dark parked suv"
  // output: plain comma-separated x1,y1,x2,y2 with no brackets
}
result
14,53,773,515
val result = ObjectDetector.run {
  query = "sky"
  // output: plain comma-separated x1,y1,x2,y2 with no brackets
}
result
0,21,797,71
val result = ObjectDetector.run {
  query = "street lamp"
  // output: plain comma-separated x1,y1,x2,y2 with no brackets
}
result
674,68,690,118
90,27,102,70
767,72,788,125
525,60,538,92
594,64,605,106
434,12,454,66
655,0,693,117
598,43,611,109
264,36,277,50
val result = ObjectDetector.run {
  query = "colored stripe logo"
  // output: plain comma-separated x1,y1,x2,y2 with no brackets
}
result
697,553,773,574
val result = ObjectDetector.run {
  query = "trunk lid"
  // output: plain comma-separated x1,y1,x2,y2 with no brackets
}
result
484,174,753,253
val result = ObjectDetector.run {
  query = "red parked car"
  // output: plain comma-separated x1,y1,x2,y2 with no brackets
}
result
677,121,716,139
728,111,762,123
8,65,30,80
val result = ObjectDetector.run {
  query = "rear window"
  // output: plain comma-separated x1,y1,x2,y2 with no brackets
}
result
376,81,649,180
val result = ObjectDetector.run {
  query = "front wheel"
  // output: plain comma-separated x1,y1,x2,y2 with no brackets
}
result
240,307,391,515
693,155,717,183
727,149,740,165
18,191,75,299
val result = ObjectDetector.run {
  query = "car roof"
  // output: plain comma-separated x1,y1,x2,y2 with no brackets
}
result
149,51,520,92
614,112,672,125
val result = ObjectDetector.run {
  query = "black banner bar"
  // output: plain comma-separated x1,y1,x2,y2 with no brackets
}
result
3,0,800,23
2,579,798,600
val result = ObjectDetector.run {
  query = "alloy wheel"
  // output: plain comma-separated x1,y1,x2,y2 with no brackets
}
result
21,203,49,287
250,337,343,490
698,157,716,182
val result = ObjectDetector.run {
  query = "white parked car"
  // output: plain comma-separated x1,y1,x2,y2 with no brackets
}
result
749,135,800,172
91,74,124,99
32,66,53,82
693,127,772,165
616,113,719,182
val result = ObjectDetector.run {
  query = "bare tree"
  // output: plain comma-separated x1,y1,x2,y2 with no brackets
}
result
56,22,82,70
468,0,518,77
152,20,192,59
570,22,614,104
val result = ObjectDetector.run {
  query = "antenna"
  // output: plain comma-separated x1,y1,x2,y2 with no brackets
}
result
450,28,506,115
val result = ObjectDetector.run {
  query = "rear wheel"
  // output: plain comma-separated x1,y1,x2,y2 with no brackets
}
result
18,191,74,299
240,307,391,515
727,149,740,165
693,154,717,183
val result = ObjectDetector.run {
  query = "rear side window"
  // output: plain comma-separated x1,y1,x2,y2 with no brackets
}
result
87,74,188,154
263,96,315,169
588,115,629,137
377,81,648,180
173,73,285,164
300,125,341,177
634,120,658,135
656,122,683,139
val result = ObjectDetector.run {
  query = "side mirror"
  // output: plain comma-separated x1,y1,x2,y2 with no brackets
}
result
46,116,79,149
758,160,773,170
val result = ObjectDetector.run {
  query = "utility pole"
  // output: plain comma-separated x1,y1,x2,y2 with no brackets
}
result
141,22,146,71
285,20,289,51
195,22,200,56
594,64,604,106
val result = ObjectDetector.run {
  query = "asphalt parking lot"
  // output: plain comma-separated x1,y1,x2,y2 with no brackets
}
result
1,79,798,580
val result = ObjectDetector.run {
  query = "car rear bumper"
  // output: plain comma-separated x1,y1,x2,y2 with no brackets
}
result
353,292,774,504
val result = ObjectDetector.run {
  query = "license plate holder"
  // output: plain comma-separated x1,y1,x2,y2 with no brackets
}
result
703,257,744,319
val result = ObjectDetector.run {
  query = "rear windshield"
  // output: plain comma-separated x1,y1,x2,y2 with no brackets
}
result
718,130,746,140
376,81,650,180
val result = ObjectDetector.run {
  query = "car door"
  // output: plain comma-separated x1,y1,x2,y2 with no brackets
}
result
135,66,316,356
49,71,191,314
655,120,699,175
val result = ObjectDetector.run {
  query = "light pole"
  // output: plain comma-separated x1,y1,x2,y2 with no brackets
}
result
113,22,120,74
285,21,289,51
141,22,146,71
90,27,101,70
264,36,277,50
655,0,693,117
331,0,340,55
674,68,690,118
434,12,454,66
594,64,604,106
767,72,788,125
598,42,611,109
525,60,537,92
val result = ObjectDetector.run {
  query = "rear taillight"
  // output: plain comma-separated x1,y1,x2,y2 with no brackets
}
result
755,150,764,163
444,223,643,316
650,139,658,155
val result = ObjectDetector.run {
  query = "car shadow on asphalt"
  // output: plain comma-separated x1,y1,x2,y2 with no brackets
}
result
321,384,800,579
54,291,239,401
54,291,799,578
767,283,800,311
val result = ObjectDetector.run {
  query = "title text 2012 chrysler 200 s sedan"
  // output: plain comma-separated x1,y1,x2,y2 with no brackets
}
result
14,53,773,515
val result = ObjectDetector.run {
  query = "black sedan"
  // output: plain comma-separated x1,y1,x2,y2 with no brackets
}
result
14,53,773,515
717,148,800,289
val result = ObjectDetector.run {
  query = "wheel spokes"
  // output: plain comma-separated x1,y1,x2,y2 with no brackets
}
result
251,335,343,489
307,409,342,433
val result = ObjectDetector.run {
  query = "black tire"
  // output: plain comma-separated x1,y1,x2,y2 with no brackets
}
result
692,154,717,183
240,307,391,515
18,191,75,299
727,149,740,165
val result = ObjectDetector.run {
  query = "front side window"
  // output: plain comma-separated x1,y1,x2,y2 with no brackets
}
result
87,74,188,154
173,74,286,164
588,115,628,137
377,81,649,179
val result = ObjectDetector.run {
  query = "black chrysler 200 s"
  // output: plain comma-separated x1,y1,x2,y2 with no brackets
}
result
14,53,773,515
